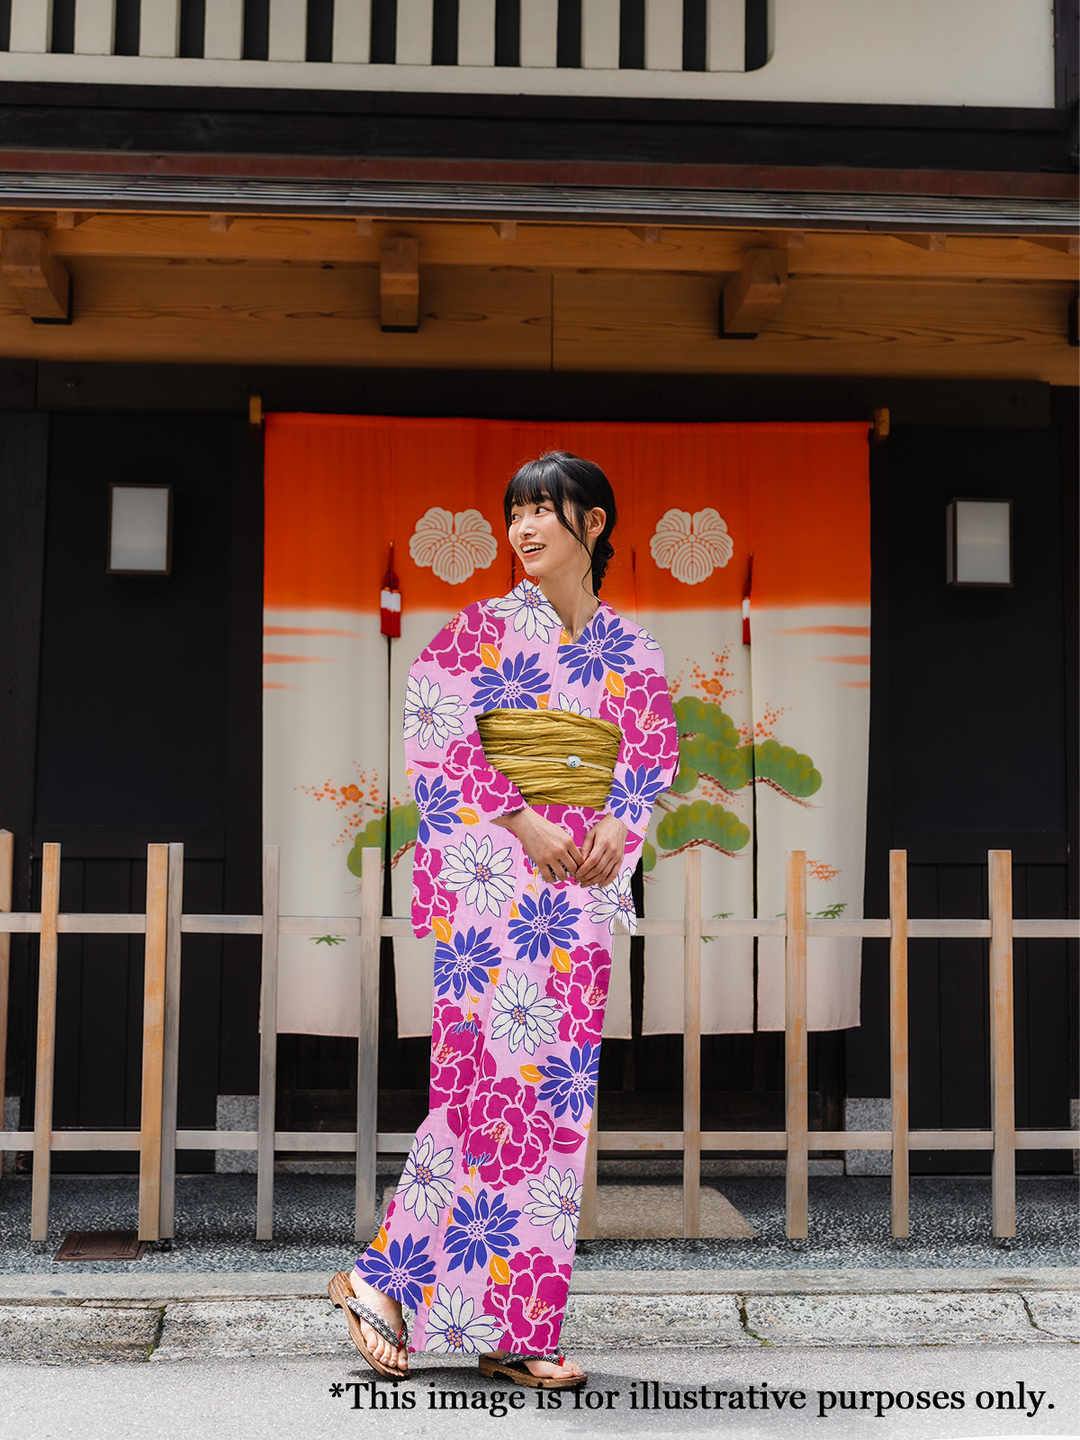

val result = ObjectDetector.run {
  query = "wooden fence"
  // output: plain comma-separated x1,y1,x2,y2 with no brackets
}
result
0,833,1076,1247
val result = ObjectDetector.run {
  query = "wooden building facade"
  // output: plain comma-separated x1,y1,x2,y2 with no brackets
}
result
0,0,1075,1177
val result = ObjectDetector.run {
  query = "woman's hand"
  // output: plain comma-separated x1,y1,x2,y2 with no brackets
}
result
492,807,584,885
575,814,628,889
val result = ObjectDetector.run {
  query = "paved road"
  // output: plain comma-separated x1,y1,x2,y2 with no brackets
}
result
1,1345,1076,1440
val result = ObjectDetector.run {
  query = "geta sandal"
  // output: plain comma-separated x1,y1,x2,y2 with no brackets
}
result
328,1271,410,1379
477,1353,586,1390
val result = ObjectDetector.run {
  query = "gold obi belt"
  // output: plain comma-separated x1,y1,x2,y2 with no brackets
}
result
475,708,622,809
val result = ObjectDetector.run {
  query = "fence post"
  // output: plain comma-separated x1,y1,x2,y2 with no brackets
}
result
889,849,910,1238
30,843,61,1245
159,843,184,1240
355,846,381,1243
578,1107,599,1240
256,846,280,1242
785,848,808,1240
683,848,702,1238
0,831,12,1145
137,845,169,1242
989,849,1016,1238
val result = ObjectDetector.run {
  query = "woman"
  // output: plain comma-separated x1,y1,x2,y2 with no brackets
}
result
330,452,678,1386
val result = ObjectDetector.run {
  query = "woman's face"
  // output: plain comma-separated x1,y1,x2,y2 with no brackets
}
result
507,492,604,584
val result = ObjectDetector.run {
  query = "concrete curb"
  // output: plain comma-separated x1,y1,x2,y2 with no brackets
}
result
0,1270,1072,1363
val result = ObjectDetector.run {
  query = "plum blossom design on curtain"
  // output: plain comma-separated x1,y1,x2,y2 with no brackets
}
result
410,507,499,585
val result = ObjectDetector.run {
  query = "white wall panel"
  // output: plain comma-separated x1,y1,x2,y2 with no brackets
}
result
9,0,53,53
706,0,744,71
268,0,308,61
582,0,619,68
139,0,181,58
520,0,558,68
396,0,434,65
74,0,116,55
332,0,371,62
204,0,244,59
644,0,682,71
457,0,495,66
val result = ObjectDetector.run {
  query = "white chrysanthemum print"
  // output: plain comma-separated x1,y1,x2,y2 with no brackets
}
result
489,970,562,1055
440,833,516,915
586,869,638,935
403,673,467,750
410,507,499,585
649,508,734,585
486,582,561,642
523,1166,582,1249
638,626,662,651
425,1285,504,1354
398,1132,455,1224
554,694,591,717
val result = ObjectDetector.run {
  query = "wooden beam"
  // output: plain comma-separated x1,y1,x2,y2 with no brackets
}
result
1026,235,1080,255
895,233,947,251
722,247,788,336
380,236,420,333
1,229,70,320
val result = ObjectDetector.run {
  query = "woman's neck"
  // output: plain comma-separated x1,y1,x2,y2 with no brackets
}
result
530,573,599,642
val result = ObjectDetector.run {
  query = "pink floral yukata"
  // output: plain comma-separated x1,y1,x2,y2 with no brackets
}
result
356,580,678,1356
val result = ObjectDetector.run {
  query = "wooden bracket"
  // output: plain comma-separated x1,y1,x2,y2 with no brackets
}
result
208,214,235,233
492,221,517,240
720,247,788,338
1,228,71,322
355,217,374,237
1026,235,1079,255
895,233,947,251
786,230,806,249
56,211,92,230
627,226,662,244
380,236,420,333
249,395,263,428
869,406,890,445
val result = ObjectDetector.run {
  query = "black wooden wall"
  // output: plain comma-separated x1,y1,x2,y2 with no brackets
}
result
0,371,1074,1173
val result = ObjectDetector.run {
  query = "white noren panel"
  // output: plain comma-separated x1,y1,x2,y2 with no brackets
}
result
74,0,117,55
396,0,434,65
581,0,620,68
457,0,495,66
645,0,682,71
520,0,558,68
139,0,180,57
268,0,308,61
9,0,53,53
707,0,744,71
204,0,244,59
332,0,371,62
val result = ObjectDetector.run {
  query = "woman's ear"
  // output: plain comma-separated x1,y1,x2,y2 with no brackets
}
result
585,506,606,540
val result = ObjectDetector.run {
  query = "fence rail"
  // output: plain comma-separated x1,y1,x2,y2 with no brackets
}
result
0,834,1076,1248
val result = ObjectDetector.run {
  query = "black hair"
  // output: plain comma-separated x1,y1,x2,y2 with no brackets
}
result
503,451,617,595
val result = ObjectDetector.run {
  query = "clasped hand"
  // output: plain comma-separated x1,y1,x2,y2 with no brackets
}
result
492,808,628,889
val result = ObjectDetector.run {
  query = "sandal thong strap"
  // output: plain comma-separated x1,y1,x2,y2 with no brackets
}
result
500,1354,564,1366
346,1298,409,1351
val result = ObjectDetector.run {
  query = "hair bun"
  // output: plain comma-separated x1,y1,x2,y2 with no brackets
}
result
592,537,614,593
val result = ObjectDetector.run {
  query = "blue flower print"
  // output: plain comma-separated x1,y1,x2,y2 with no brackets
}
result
607,764,667,828
356,1234,436,1310
538,1042,600,1123
507,888,582,964
470,651,550,710
558,611,636,686
434,925,501,1001
445,1189,521,1273
414,774,463,845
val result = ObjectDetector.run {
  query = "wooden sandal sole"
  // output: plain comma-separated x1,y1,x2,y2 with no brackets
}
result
328,1271,410,1379
477,1355,586,1390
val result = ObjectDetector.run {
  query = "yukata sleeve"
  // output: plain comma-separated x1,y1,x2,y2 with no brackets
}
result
598,633,680,846
404,606,526,937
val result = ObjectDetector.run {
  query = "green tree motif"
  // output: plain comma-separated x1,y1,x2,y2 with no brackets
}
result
346,801,419,875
